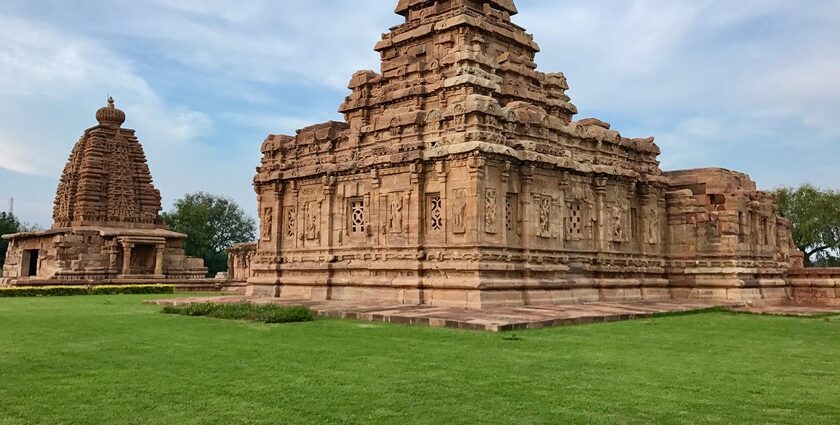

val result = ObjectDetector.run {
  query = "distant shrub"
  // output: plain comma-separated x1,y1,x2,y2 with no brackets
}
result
0,285,175,298
89,285,175,295
161,302,314,324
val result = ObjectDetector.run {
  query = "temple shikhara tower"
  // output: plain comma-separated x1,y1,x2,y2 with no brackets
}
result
240,0,812,308
1,98,207,285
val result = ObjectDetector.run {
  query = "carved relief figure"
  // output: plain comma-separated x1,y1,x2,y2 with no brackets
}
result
389,194,403,233
453,189,467,234
647,207,660,244
610,205,624,242
538,196,551,238
305,201,320,240
262,207,273,241
485,188,498,234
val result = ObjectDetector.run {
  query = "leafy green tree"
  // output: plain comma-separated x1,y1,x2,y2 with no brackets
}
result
163,192,256,276
775,185,840,267
0,212,22,264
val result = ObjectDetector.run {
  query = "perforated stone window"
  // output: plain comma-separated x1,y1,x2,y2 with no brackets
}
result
428,194,443,232
506,194,517,231
350,199,366,234
567,203,582,239
286,208,296,238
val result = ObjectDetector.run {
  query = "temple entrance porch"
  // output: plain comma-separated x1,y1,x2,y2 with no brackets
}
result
116,237,166,279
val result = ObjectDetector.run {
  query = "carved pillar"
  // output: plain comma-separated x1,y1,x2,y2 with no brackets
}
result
121,242,133,275
436,161,448,243
521,166,535,250
410,163,424,247
500,162,511,247
594,177,608,250
467,155,486,242
323,175,337,298
558,172,569,246
274,183,284,252
154,244,165,276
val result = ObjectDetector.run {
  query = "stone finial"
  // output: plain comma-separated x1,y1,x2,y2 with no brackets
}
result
95,96,126,128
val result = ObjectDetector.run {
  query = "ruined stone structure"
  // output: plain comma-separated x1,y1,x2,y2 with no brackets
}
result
235,0,823,307
1,98,207,285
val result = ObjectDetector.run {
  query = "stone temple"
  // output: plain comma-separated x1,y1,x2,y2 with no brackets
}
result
235,0,826,309
1,98,207,285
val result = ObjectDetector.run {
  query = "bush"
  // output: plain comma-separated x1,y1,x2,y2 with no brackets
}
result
89,285,175,295
0,285,175,298
161,302,314,324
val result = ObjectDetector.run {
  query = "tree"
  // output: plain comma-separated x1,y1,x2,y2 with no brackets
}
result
775,185,840,267
162,192,256,276
0,212,22,264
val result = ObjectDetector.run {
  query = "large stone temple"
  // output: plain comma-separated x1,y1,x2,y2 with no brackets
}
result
236,0,822,308
1,98,207,285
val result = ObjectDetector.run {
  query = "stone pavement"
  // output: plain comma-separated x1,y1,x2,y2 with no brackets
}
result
152,296,733,332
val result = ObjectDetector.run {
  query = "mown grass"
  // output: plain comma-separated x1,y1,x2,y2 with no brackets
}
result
0,295,839,424
161,302,314,323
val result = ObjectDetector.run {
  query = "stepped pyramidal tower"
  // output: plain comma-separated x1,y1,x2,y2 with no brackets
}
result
2,98,207,285
238,0,814,307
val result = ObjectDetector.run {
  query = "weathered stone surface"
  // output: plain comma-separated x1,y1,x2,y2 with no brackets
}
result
152,296,728,332
230,0,839,308
1,99,207,285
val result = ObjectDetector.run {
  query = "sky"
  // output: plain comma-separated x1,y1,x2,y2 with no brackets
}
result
1,0,839,227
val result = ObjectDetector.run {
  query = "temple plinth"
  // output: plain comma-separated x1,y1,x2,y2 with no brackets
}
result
1,98,207,285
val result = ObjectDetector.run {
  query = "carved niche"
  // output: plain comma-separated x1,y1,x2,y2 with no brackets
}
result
304,201,321,240
388,193,405,234
485,188,498,234
609,204,626,242
646,206,660,244
537,195,552,238
261,207,273,241
452,189,467,234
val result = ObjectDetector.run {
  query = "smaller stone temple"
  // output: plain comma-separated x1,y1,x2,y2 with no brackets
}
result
1,98,207,286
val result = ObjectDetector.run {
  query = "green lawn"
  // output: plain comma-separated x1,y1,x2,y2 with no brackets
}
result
0,296,839,425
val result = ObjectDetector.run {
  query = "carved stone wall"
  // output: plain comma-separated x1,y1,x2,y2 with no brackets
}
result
243,0,814,307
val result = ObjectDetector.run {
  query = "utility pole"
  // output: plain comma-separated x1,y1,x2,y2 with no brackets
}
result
8,198,13,215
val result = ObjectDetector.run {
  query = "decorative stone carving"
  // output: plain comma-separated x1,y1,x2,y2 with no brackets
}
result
566,202,583,241
485,188,498,234
261,207,273,241
285,208,296,239
647,206,660,244
305,201,320,240
505,193,517,232
429,194,443,232
537,195,551,238
453,189,467,234
610,204,626,242
350,199,366,234
388,193,404,233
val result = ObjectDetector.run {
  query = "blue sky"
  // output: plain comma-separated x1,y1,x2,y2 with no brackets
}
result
1,0,839,227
